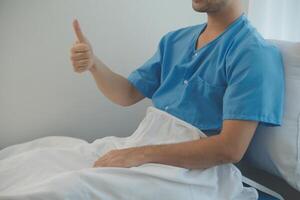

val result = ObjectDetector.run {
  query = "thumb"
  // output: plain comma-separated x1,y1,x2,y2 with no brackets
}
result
73,19,86,42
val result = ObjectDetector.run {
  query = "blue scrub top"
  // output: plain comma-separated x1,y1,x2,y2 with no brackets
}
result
127,14,285,135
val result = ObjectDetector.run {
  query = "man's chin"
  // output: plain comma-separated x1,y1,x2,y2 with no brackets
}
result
192,5,208,12
192,1,209,12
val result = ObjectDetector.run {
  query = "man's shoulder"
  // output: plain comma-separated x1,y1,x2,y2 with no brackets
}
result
228,23,281,59
225,22,283,73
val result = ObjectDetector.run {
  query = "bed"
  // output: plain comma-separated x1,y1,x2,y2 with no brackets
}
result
1,39,299,199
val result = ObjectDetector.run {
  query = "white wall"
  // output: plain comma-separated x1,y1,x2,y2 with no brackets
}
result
0,0,208,149
242,0,249,14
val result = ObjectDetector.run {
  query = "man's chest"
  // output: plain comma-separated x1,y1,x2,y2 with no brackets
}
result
160,43,228,89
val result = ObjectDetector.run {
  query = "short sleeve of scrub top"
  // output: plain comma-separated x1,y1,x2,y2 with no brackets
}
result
127,35,166,99
223,44,285,127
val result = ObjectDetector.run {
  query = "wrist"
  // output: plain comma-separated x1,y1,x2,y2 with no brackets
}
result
88,64,97,73
88,55,98,73
135,145,155,163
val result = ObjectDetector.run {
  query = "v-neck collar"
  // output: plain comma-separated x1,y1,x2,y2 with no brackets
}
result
192,13,246,53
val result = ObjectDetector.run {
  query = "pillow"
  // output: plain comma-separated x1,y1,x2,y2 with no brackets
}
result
244,40,300,191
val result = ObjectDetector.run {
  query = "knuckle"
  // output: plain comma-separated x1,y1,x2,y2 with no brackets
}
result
81,43,89,48
77,43,87,48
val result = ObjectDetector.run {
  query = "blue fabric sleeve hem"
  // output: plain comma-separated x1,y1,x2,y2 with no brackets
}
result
127,71,153,99
222,113,282,127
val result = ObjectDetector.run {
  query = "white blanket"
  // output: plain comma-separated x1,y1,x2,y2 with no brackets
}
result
0,106,258,200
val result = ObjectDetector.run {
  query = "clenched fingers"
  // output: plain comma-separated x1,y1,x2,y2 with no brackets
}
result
70,52,90,61
72,59,90,67
70,43,93,72
71,43,90,53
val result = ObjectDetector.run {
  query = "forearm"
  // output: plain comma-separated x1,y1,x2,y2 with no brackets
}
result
140,135,234,170
89,56,135,106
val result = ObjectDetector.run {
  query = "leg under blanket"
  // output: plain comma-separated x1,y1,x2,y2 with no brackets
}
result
0,106,258,200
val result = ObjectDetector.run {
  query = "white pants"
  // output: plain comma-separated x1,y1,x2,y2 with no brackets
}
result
0,106,258,200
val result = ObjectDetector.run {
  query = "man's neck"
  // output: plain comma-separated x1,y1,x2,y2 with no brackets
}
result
205,1,243,36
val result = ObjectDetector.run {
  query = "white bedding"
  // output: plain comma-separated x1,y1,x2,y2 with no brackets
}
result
0,106,258,200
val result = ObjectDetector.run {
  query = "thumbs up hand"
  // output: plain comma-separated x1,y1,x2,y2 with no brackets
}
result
70,19,96,73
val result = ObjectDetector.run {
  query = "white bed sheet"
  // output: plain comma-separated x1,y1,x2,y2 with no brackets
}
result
0,106,258,200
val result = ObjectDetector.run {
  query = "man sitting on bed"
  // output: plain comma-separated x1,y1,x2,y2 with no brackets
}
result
70,0,285,169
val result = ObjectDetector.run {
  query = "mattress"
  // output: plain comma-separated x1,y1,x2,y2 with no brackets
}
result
258,190,280,200
243,177,284,200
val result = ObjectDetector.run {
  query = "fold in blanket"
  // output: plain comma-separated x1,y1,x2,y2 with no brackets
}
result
0,106,258,200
